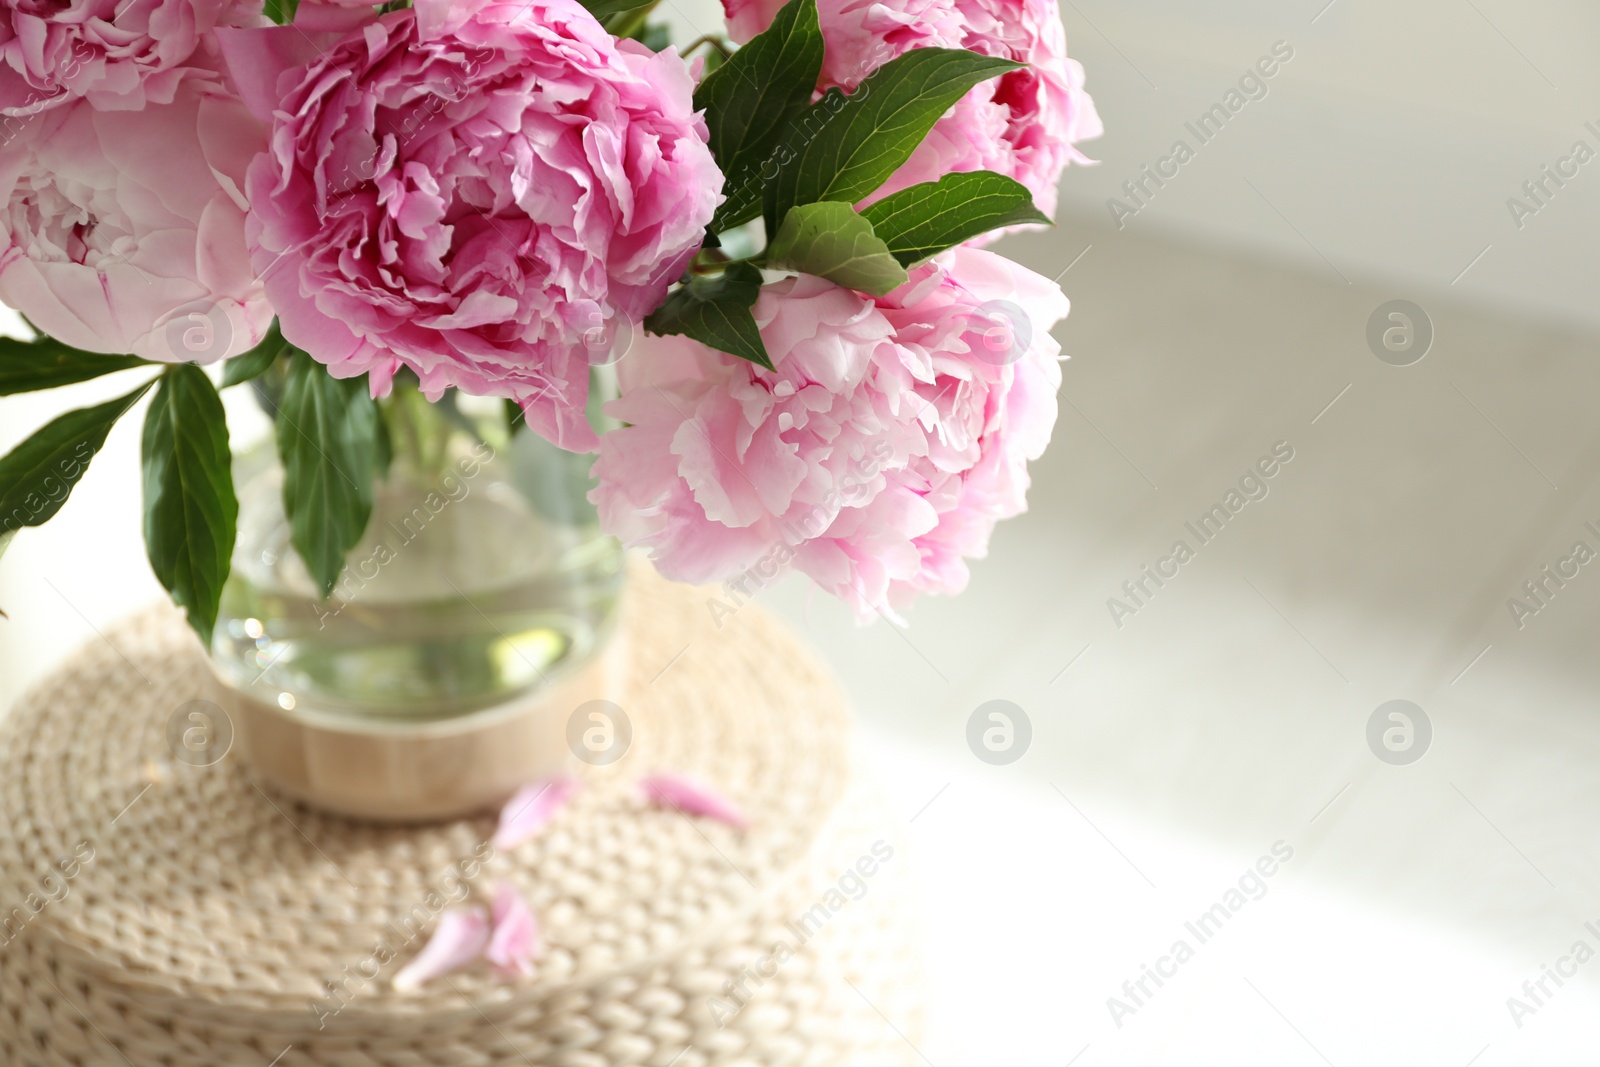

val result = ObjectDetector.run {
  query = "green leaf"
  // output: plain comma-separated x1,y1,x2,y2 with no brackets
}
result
861,171,1051,266
762,48,1021,234
221,321,288,388
701,43,728,76
0,337,150,396
587,0,653,20
644,264,772,369
263,0,298,24
699,0,825,232
634,22,672,51
141,366,237,648
276,351,380,597
0,381,153,533
767,202,909,295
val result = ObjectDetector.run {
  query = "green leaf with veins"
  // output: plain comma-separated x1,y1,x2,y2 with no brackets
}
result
766,202,908,295
141,367,237,647
275,351,381,598
644,264,772,369
860,170,1051,265
0,380,154,533
0,337,149,396
699,0,825,232
221,321,289,388
762,48,1020,235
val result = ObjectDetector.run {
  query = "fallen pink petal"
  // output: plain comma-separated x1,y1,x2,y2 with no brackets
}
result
640,773,750,830
486,881,541,980
492,775,581,851
391,905,491,992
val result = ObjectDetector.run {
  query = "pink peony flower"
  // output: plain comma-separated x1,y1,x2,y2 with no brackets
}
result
591,247,1067,620
223,0,723,452
0,0,265,116
0,73,272,361
723,0,1100,217
592,276,895,586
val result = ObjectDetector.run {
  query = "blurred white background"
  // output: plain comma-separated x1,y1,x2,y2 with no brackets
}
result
7,1,1600,1064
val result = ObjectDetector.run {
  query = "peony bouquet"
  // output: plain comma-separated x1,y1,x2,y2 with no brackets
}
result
0,0,1098,641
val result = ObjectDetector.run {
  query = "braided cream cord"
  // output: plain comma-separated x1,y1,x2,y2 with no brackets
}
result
0,566,924,1066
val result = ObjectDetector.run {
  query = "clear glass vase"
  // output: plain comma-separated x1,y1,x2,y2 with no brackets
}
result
209,380,625,820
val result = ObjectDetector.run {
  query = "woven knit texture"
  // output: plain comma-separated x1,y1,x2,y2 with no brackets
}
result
0,568,923,1067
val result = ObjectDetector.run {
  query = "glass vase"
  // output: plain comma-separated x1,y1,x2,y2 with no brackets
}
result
209,380,625,821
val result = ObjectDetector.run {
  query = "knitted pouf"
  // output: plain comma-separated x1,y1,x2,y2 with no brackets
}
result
0,568,923,1067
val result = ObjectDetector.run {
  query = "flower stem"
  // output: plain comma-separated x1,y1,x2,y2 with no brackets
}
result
381,377,454,483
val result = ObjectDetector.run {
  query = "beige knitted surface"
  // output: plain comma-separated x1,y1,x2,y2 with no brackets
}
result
0,569,924,1067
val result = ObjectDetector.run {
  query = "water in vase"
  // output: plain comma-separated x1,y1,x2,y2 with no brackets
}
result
212,399,624,726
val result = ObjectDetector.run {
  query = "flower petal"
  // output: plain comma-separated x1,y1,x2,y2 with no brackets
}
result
486,881,541,979
640,773,750,830
392,906,491,992
492,775,581,851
